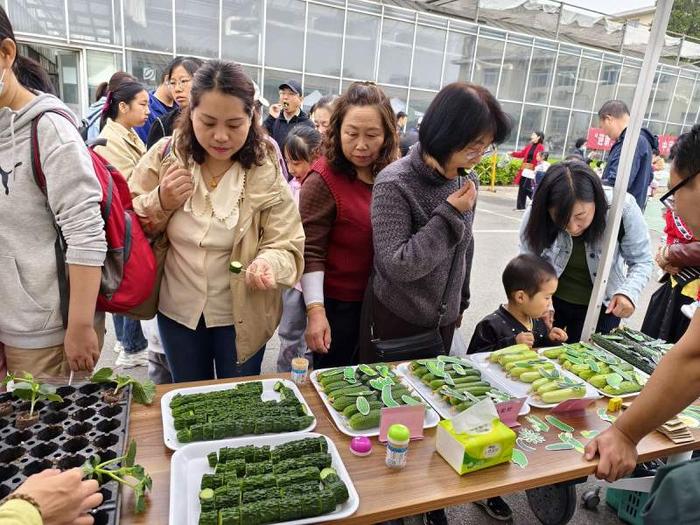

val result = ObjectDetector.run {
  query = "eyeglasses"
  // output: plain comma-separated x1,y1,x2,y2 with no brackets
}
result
660,170,699,211
168,78,192,89
465,146,495,161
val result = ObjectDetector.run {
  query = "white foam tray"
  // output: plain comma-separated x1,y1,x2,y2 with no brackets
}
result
395,361,531,420
468,352,601,408
309,365,440,437
161,378,316,450
537,347,650,399
169,432,359,525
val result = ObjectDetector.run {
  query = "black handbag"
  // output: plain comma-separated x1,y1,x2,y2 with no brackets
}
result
369,249,459,361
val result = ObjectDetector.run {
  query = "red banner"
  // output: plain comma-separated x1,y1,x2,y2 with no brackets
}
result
586,128,613,151
658,134,677,157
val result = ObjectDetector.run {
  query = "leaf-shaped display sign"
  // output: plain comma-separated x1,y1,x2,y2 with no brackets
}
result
343,367,357,384
369,377,393,390
437,355,467,365
443,372,455,386
345,390,375,397
539,367,560,380
511,449,529,468
451,363,468,376
564,353,584,365
557,380,584,389
358,364,377,376
381,385,399,407
605,373,624,390
634,372,648,386
605,335,625,341
426,360,446,378
593,350,619,365
439,386,467,401
610,366,633,382
487,390,511,403
415,359,431,366
586,359,600,373
401,395,421,406
377,365,392,378
356,396,371,416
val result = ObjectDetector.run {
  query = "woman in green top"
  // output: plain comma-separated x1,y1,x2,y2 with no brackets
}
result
519,161,653,342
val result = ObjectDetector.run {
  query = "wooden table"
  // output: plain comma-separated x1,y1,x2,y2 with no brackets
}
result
121,373,700,524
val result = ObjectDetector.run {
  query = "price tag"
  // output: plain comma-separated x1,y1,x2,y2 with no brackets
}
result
495,397,526,428
378,405,425,442
551,397,596,417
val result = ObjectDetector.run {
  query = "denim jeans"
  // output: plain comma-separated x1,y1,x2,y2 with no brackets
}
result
112,315,147,354
157,313,265,382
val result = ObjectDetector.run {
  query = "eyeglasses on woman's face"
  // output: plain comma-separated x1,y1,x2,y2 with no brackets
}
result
660,170,699,212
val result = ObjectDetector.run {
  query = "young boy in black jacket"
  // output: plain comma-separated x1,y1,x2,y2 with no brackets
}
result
469,254,568,354
467,254,568,521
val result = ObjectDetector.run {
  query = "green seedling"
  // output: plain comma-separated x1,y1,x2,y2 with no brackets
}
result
2,372,62,419
81,441,152,513
91,367,156,405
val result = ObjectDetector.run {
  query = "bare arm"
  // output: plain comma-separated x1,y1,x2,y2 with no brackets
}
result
64,265,102,371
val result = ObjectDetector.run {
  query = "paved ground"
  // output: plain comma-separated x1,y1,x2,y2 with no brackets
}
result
98,186,666,524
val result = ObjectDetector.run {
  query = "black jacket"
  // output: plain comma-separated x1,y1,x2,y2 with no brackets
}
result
147,107,181,149
467,306,553,354
264,110,314,149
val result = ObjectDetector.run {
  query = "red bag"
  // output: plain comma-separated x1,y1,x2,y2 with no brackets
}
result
30,109,156,322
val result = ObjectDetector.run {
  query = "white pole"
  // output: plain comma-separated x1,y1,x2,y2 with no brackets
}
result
580,0,675,341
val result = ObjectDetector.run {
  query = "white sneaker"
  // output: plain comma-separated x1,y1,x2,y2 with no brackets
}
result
115,349,148,368
681,302,699,320
113,341,124,354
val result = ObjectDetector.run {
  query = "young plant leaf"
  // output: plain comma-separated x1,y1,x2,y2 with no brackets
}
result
132,380,156,405
125,440,137,468
91,367,114,384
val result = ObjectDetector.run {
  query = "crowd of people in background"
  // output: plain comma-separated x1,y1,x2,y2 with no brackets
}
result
3,2,700,523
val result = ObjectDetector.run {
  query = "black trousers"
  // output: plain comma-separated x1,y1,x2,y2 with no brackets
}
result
312,297,363,369
552,296,621,343
516,176,533,210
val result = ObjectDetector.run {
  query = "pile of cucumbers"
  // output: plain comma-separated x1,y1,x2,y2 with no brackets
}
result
408,355,512,412
541,343,645,395
316,364,425,431
489,345,587,404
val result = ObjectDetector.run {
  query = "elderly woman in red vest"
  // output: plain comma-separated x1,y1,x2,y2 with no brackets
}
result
299,82,400,368
512,130,545,210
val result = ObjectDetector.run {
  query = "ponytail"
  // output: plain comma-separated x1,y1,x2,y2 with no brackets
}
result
100,80,146,130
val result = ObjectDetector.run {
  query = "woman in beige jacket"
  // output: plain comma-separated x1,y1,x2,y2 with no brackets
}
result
129,61,304,382
95,80,151,368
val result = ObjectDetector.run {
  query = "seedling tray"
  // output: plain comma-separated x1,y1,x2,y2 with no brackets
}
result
0,382,132,525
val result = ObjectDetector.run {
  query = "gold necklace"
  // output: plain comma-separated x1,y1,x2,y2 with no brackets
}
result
203,163,232,189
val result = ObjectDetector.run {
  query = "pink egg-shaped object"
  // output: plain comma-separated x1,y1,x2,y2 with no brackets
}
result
350,436,372,457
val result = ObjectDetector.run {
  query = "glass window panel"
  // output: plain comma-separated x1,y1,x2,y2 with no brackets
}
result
686,80,700,125
526,49,556,104
411,25,446,90
407,89,437,126
665,123,682,137
616,64,639,108
305,4,343,76
669,77,694,124
378,18,414,85
86,50,119,103
473,37,504,94
519,105,546,148
242,66,261,88
263,70,302,111
566,111,592,157
645,121,664,135
551,53,579,108
175,0,218,57
222,0,264,65
123,0,173,52
545,108,571,158
126,51,173,91
9,0,66,37
265,0,305,71
442,31,476,85
378,85,409,114
499,43,531,102
303,75,340,112
650,74,676,122
573,57,600,112
499,101,522,152
593,62,621,111
68,0,120,45
343,11,380,80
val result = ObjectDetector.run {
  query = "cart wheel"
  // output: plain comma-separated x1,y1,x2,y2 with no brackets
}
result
526,483,577,525
581,486,601,509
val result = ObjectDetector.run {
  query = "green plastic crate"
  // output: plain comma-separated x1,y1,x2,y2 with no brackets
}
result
617,489,650,525
605,487,624,512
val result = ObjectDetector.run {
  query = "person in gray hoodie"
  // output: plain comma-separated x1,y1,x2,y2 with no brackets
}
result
0,6,107,377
